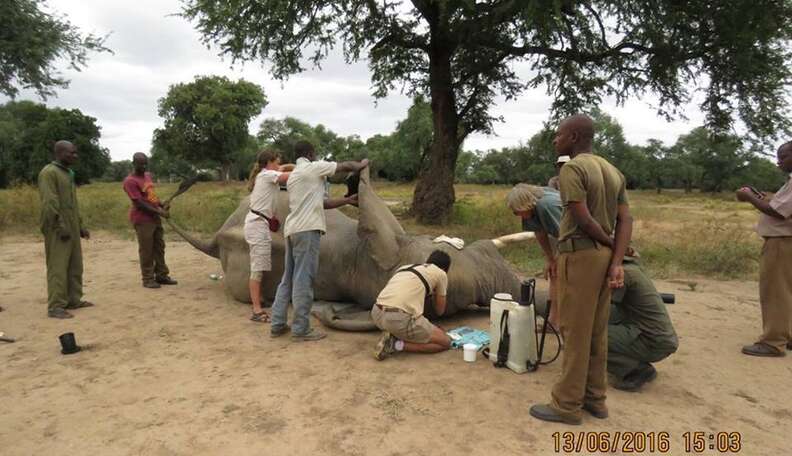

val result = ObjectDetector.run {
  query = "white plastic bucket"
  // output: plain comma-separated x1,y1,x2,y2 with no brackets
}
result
463,343,478,362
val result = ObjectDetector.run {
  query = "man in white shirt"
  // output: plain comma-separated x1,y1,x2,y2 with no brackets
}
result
270,140,368,341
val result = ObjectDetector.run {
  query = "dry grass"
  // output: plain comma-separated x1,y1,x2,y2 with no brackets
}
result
0,182,762,279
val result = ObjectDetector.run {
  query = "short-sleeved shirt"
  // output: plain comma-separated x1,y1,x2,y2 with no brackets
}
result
376,264,448,317
283,157,338,238
756,176,792,237
244,169,282,225
123,172,161,225
558,153,628,241
521,187,562,239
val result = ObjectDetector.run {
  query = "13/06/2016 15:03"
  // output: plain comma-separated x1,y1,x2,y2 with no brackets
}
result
552,431,742,453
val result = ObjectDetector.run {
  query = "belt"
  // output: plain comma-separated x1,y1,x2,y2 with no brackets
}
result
557,237,598,253
375,304,402,313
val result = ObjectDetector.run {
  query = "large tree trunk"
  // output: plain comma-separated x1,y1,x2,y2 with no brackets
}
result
411,40,459,224
221,162,231,182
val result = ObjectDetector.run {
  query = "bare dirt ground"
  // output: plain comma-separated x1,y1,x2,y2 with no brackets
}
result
1,235,790,455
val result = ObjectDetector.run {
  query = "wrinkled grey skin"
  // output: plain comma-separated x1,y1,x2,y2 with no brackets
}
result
169,168,541,330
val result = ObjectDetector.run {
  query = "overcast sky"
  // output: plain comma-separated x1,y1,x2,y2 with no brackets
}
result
5,0,709,161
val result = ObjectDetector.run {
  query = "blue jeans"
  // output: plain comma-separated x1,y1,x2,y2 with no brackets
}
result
271,230,321,335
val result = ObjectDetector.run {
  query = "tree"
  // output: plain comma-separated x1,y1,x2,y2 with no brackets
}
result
734,156,785,192
586,110,653,189
1,0,110,99
639,139,669,193
153,75,267,181
0,100,109,187
257,117,355,163
673,127,751,192
365,96,433,182
101,160,132,182
181,0,792,223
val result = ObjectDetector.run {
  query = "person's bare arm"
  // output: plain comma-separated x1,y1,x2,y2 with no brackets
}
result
324,195,357,209
276,172,290,185
737,188,785,219
535,230,557,279
134,199,167,218
608,204,633,288
279,164,295,172
434,294,447,317
567,201,613,247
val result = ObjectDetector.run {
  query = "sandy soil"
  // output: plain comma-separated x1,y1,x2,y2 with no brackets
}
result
1,235,790,456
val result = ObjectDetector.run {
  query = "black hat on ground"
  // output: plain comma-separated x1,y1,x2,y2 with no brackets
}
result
59,332,81,355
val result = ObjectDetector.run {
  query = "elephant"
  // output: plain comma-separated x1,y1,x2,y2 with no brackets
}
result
168,168,544,330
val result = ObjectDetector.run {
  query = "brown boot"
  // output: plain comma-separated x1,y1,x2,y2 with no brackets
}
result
742,343,784,357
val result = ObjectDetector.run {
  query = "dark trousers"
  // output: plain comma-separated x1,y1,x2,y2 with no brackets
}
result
134,222,169,283
608,320,678,380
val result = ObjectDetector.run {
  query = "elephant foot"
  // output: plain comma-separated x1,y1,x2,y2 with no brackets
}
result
312,301,378,332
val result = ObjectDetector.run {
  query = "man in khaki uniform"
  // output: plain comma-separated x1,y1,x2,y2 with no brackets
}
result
372,250,452,360
38,141,94,319
530,115,633,425
608,258,678,390
736,141,792,357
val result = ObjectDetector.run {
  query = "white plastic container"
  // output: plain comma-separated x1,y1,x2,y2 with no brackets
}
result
489,293,516,363
507,303,538,373
463,343,478,362
488,293,538,374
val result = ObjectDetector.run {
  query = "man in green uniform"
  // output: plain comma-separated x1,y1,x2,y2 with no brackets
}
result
530,114,633,425
38,140,94,319
608,259,678,391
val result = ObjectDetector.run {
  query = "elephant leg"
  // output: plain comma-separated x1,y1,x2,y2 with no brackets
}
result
312,301,378,332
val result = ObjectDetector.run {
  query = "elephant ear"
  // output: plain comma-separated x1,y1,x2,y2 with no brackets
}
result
356,166,405,270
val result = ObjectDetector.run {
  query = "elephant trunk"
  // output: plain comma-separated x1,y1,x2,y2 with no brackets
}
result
165,219,220,259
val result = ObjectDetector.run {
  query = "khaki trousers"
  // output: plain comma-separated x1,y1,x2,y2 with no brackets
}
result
551,245,612,419
758,237,792,350
43,228,83,311
134,222,169,283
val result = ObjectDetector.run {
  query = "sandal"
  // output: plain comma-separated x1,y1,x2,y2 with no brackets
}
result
250,311,271,323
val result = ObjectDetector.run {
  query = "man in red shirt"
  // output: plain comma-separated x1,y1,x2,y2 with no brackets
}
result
122,153,177,288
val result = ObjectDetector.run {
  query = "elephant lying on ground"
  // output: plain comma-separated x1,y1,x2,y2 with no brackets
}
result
169,168,543,330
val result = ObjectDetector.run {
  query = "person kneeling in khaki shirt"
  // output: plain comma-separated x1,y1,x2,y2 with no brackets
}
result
371,250,452,360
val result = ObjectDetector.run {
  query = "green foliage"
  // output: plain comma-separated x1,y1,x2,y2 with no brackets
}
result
182,0,792,139
0,100,110,187
182,0,792,223
458,112,785,193
100,160,132,182
256,117,360,163
366,97,433,181
153,75,267,181
671,128,750,192
0,0,110,99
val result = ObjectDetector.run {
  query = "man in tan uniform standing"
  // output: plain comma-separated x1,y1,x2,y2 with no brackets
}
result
530,115,633,425
38,140,94,319
736,141,792,357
